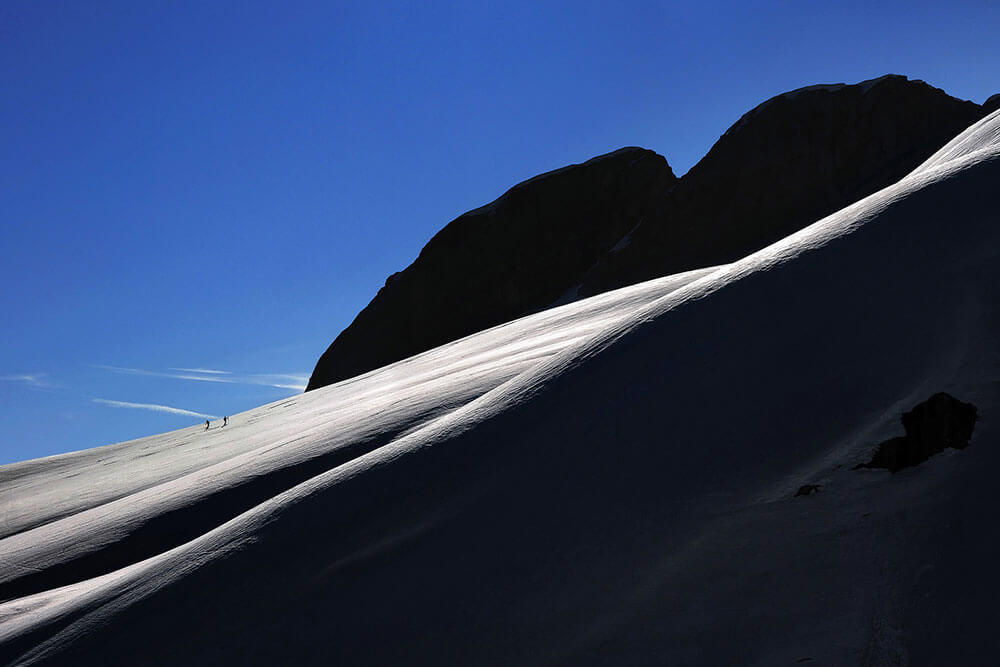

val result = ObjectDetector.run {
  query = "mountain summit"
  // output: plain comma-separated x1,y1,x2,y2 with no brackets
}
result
307,75,988,391
579,74,986,294
307,147,674,389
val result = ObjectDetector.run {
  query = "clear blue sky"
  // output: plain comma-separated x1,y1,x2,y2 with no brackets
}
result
2,0,997,464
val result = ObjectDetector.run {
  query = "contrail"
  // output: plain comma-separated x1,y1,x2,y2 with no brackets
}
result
93,399,217,420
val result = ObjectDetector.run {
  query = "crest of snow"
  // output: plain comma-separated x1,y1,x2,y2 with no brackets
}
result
911,107,1000,174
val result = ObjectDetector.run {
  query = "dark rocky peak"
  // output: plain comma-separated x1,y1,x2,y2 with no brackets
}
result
308,75,989,391
579,75,986,295
984,93,1000,116
306,147,675,390
721,75,910,139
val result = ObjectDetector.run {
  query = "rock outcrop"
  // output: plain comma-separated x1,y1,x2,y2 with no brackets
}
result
307,148,675,389
858,392,977,473
308,75,988,391
579,75,986,295
983,93,1000,116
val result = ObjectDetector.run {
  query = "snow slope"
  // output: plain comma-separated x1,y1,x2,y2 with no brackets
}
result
2,109,1000,665
0,266,716,593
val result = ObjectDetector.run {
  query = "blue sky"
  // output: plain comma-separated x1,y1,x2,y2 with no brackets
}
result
2,0,997,464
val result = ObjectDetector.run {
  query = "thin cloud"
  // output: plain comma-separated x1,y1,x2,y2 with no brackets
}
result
94,365,307,391
258,373,309,381
170,374,236,384
93,365,236,384
93,399,217,420
1,373,51,388
245,374,309,391
169,367,233,375
92,365,144,374
264,382,307,391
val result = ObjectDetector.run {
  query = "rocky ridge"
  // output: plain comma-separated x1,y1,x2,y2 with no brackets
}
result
579,75,986,295
308,147,674,389
308,75,992,391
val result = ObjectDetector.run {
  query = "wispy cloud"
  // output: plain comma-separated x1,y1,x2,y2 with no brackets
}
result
1,373,53,388
93,365,237,384
169,367,232,375
93,398,217,420
93,365,307,391
247,374,309,391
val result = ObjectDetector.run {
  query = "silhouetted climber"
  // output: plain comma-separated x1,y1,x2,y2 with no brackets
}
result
223,416,228,427
205,420,210,430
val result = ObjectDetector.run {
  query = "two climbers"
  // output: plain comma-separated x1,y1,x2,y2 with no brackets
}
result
204,416,229,430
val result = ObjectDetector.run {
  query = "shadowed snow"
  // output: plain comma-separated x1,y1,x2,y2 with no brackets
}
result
2,110,999,665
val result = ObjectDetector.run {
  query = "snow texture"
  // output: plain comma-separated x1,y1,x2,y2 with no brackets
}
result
2,109,1000,665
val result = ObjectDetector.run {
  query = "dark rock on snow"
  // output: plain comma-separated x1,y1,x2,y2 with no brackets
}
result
308,75,990,391
858,392,977,473
794,484,821,497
